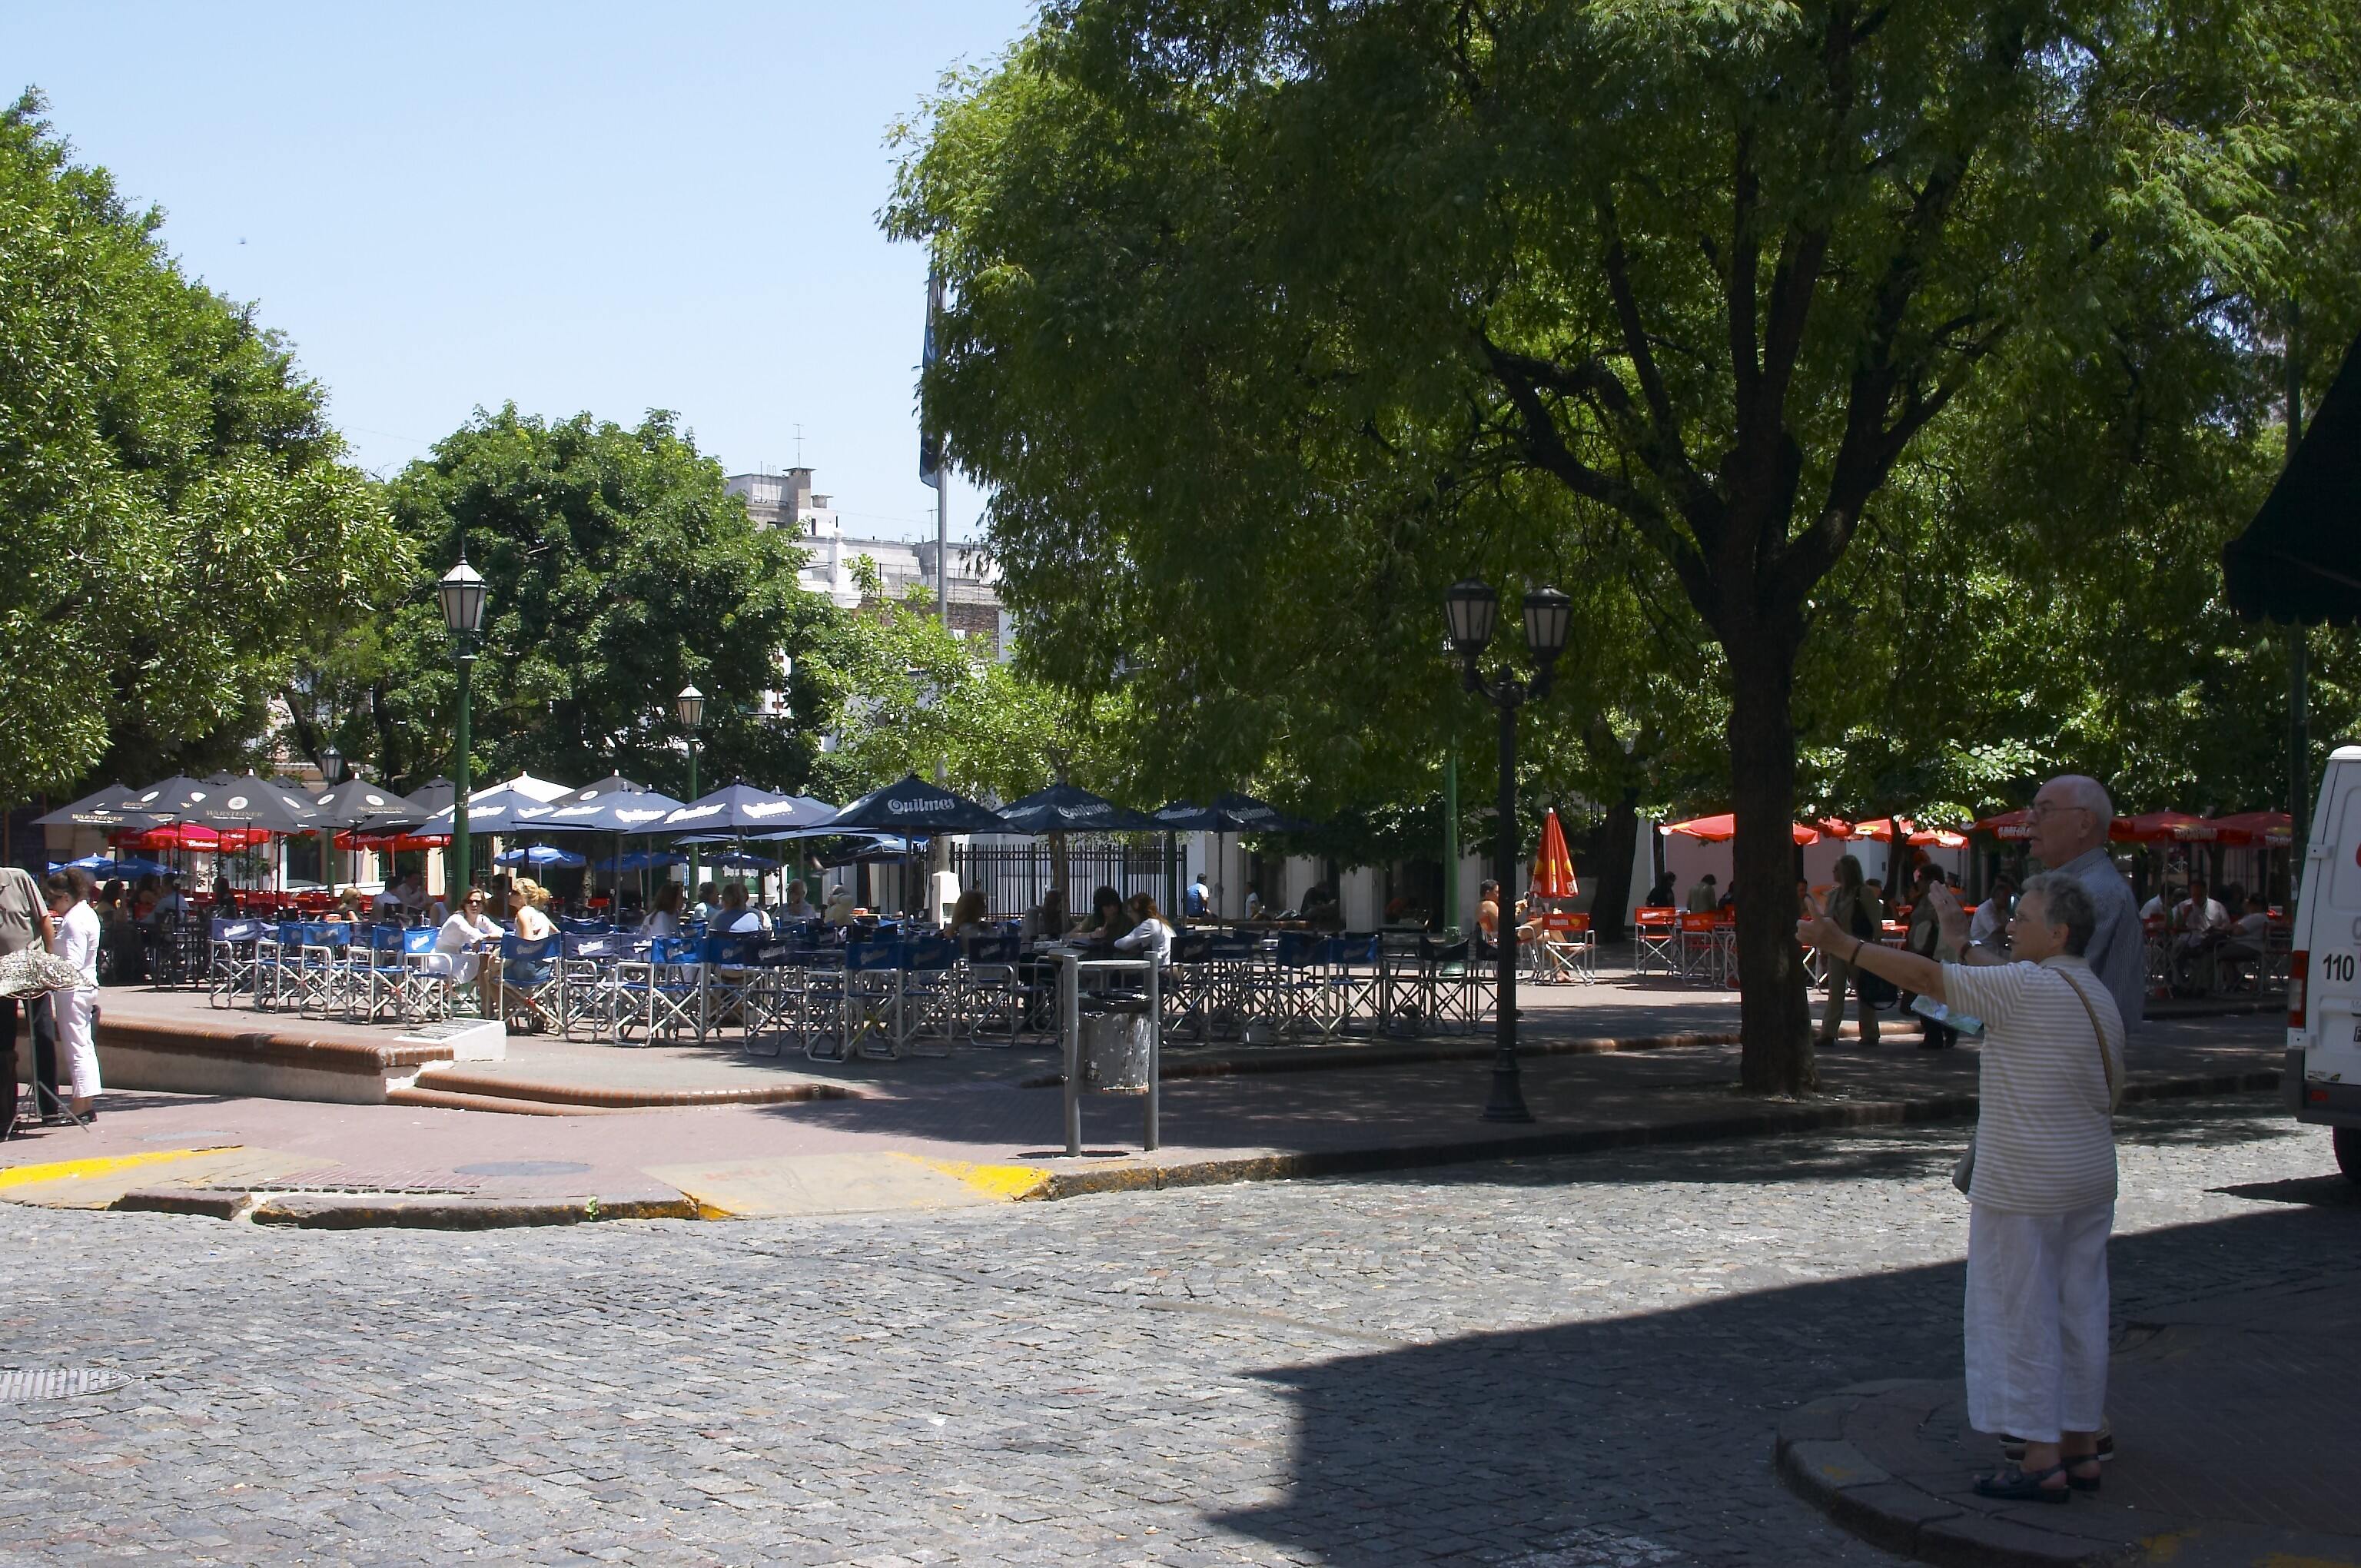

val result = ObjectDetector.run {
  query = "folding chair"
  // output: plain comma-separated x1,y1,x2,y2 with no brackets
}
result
1632,907,1680,977
1676,912,1722,985
496,933,563,1032
960,934,1024,1047
1320,934,1384,1035
206,917,268,1008
699,934,774,1045
895,935,961,1056
286,923,350,1017
1536,912,1596,984
612,935,703,1045
557,932,634,1039
842,938,907,1060
1423,935,1484,1035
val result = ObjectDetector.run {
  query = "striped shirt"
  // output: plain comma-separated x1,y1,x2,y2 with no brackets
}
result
1944,955,2124,1214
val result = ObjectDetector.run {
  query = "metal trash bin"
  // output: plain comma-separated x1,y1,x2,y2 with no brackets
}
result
1081,990,1153,1090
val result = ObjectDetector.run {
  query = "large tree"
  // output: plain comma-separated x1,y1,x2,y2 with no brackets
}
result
369,407,827,797
0,91,407,802
892,0,2358,1092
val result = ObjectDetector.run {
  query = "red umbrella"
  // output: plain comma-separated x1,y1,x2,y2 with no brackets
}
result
2204,810,2293,847
2110,811,2215,844
1663,812,1820,845
1971,809,2037,841
1531,808,1578,899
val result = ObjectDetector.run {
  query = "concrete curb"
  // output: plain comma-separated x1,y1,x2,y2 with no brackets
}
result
408,1071,860,1111
1772,1375,2361,1567
1021,1069,2283,1200
1016,1028,1746,1088
112,1187,701,1227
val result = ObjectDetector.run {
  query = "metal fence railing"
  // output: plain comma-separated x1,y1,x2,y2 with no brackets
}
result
951,839,1176,919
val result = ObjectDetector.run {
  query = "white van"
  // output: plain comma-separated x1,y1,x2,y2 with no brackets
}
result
2290,742,2361,1182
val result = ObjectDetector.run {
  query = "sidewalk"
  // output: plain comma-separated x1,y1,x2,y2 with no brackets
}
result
2,982,2283,1224
1777,1254,2361,1566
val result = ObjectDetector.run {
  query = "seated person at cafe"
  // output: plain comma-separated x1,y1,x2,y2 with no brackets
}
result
1299,883,1346,932
429,889,503,984
715,881,769,935
1021,887,1068,946
327,888,365,924
1244,886,1264,921
1113,893,1175,961
823,885,858,927
779,879,816,922
692,881,719,925
639,883,685,938
370,880,407,920
949,889,997,942
2170,877,2230,986
1685,873,1719,913
1185,872,1211,920
1968,875,2016,955
2216,892,2272,975
1476,879,1501,953
1075,885,1127,942
153,875,189,921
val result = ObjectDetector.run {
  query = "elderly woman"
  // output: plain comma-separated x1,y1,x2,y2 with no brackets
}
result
1800,872,2124,1502
822,885,858,928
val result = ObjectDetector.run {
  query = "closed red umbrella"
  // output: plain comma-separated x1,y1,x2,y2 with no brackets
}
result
2204,810,2293,847
1531,808,1577,899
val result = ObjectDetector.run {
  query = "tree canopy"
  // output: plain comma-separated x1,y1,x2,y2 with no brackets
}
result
890,0,2361,1091
0,91,407,803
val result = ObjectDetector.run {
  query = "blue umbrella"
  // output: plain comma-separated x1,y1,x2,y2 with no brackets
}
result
537,789,689,834
705,850,780,872
594,850,688,873
827,774,1007,834
998,782,1161,834
59,855,175,879
493,844,586,869
659,782,834,836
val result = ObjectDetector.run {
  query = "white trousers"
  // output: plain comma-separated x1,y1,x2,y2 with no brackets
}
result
55,988,101,1101
1964,1199,2112,1443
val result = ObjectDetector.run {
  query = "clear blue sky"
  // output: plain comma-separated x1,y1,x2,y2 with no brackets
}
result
8,2,1039,540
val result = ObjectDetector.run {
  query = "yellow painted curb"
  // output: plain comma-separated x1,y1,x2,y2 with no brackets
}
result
0,1146,239,1192
889,1153,1052,1201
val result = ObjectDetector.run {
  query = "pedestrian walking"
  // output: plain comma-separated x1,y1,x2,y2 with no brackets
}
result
44,868,103,1122
1815,855,1881,1049
0,863,56,1135
1798,872,2124,1501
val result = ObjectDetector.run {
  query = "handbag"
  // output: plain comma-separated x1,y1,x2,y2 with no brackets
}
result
1953,968,2119,1194
1845,895,1901,1009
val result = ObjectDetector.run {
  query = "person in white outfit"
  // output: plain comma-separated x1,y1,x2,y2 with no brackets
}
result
1800,872,2124,1502
1111,893,1175,962
44,868,103,1121
430,888,503,987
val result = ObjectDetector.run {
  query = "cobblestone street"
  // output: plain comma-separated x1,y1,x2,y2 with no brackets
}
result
2,1094,2353,1566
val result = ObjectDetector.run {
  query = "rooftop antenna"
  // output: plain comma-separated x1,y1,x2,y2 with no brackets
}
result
795,424,805,467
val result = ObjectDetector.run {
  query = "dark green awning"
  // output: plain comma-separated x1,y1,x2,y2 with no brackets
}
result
2223,330,2361,626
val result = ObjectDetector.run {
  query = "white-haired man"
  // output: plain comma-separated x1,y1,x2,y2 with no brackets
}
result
1964,776,2141,1036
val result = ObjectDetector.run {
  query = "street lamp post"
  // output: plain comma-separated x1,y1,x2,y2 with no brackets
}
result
437,557,488,901
320,746,346,893
676,685,705,898
1446,578,1572,1124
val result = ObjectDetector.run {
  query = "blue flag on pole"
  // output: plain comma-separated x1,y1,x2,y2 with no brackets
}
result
918,270,943,489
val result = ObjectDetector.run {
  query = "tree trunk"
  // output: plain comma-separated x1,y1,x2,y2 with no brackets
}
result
1589,791,1639,942
1728,646,1816,1095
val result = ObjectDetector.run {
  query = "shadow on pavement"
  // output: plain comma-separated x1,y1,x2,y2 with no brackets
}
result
1207,1186,2359,1565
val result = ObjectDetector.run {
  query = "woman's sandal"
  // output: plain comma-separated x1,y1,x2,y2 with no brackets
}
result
2064,1458,2103,1493
1974,1463,2072,1503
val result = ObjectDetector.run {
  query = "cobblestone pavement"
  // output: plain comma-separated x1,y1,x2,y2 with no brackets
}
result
1,1094,2351,1566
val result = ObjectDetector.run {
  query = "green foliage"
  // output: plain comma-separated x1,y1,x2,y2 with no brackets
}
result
804,581,1133,805
369,407,829,796
890,0,2361,1088
0,91,409,802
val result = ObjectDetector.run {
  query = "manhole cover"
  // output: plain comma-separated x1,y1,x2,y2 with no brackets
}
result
452,1161,593,1178
0,1368,126,1404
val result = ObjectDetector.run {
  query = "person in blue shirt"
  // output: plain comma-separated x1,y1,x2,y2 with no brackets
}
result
1184,872,1210,920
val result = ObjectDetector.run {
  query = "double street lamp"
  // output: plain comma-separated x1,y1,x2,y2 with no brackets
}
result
1445,578,1572,1124
438,556,488,899
676,684,705,894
